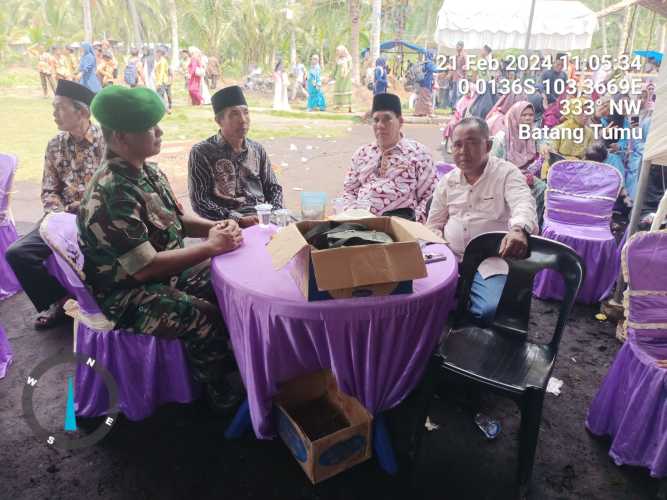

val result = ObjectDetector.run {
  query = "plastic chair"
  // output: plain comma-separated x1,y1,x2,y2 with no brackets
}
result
418,232,583,492
0,153,21,301
533,160,621,304
586,229,667,478
40,212,199,420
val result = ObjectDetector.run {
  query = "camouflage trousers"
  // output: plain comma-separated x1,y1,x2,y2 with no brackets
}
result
113,261,235,385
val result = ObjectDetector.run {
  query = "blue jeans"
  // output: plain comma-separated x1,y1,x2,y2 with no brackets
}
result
449,83,460,110
469,272,507,325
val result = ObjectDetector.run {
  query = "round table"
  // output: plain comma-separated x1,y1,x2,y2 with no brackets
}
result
211,224,458,440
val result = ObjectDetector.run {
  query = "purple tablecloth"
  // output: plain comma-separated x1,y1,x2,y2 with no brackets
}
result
0,324,12,379
211,225,458,438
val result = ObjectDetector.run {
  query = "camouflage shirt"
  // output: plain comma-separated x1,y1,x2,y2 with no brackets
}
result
41,123,105,213
77,156,184,321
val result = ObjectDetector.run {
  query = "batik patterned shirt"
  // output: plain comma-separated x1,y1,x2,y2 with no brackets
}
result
41,123,105,213
188,133,283,221
77,156,184,321
342,137,437,222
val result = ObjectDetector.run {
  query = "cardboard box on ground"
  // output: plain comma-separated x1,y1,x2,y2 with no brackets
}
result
266,217,445,300
274,370,373,484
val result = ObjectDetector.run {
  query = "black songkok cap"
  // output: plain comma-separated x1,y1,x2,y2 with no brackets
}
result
211,85,248,114
371,93,402,117
55,79,96,106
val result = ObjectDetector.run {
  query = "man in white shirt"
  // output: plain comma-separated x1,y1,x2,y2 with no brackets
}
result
427,117,538,324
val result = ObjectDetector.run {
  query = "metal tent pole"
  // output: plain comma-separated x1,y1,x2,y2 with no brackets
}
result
524,0,537,53
610,159,653,306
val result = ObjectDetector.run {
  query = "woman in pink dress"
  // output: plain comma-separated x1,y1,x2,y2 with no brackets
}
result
188,47,204,105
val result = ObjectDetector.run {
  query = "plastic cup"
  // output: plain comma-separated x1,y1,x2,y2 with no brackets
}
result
255,203,273,228
273,208,292,229
332,197,346,215
300,191,327,220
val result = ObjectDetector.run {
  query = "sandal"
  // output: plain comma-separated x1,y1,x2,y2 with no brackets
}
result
34,301,68,330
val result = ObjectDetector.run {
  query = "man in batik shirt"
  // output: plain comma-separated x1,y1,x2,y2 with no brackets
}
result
342,93,437,222
6,80,103,330
78,85,243,413
188,85,283,227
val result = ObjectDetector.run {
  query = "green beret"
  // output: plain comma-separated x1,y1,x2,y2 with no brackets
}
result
91,85,165,133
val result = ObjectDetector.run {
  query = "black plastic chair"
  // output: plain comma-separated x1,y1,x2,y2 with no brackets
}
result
418,231,584,493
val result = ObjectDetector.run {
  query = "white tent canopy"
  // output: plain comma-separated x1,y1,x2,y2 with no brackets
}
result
643,64,667,166
435,0,598,51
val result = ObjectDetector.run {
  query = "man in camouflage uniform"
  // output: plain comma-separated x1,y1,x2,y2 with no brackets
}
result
77,85,243,412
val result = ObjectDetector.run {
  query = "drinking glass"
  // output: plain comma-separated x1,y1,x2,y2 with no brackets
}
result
255,203,273,227
273,208,292,229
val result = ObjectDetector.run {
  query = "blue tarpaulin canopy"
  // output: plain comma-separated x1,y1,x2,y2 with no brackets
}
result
633,50,663,64
361,40,429,58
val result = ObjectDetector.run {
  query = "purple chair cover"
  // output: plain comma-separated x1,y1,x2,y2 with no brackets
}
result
586,230,667,478
435,162,456,179
533,160,622,304
211,224,459,438
0,153,21,301
0,324,12,379
40,212,198,420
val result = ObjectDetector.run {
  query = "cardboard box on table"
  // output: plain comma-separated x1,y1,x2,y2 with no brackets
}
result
274,370,372,483
266,217,445,301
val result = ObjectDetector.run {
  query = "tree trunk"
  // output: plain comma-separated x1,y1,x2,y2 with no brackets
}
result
168,0,179,70
349,0,360,84
601,0,608,54
82,0,93,42
371,0,382,63
289,0,296,68
619,6,633,57
645,11,657,50
127,0,143,46
290,30,296,68
629,6,639,53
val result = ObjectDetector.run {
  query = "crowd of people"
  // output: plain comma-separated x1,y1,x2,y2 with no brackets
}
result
267,46,354,113
431,44,662,231
35,41,225,114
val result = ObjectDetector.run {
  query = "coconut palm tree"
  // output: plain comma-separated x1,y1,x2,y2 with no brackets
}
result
126,0,144,45
371,0,381,63
82,0,92,42
167,0,179,68
349,0,361,83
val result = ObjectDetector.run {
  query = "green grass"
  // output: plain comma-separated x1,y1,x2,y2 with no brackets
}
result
0,66,36,88
0,66,354,181
0,96,54,181
0,94,348,182
261,109,362,122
